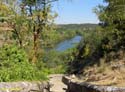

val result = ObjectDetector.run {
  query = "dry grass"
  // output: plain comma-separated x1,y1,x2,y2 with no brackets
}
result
81,58,125,87
0,23,13,31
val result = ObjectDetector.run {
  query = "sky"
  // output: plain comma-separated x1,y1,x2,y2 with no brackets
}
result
52,0,105,24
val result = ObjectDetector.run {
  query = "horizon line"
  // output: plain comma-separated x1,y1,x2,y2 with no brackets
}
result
55,22,99,25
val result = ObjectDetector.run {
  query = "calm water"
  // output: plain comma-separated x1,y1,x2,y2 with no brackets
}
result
55,35,82,51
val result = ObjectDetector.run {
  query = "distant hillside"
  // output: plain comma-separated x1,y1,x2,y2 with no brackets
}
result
57,23,98,31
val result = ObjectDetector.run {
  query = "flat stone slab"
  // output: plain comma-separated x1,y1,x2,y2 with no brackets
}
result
62,76,125,92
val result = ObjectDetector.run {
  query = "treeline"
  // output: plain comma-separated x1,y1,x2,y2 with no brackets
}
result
57,23,98,30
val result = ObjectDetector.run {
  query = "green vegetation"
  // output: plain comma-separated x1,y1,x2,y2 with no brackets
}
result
42,48,78,74
0,0,124,85
67,0,125,86
0,45,48,81
0,0,58,81
95,0,125,50
0,0,93,81
57,24,98,36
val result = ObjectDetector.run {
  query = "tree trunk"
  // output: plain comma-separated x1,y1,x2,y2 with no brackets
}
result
32,26,40,63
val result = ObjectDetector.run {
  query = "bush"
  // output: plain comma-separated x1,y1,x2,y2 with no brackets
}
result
0,45,48,82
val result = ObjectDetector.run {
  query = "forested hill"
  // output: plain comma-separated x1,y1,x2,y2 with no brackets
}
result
57,23,98,31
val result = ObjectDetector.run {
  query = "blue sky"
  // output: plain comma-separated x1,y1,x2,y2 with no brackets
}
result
52,0,105,24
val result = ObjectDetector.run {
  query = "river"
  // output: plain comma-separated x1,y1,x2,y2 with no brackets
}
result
54,35,82,52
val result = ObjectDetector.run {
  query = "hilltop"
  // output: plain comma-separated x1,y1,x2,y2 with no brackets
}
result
57,23,98,31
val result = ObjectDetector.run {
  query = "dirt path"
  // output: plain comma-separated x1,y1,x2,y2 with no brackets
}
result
48,74,67,92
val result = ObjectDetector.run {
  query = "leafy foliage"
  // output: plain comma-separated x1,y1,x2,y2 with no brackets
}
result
0,45,48,82
67,0,125,75
95,0,125,49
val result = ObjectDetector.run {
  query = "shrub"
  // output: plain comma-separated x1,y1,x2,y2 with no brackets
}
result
0,44,48,82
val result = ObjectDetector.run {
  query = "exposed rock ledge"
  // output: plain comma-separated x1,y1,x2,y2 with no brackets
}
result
0,81,49,92
62,76,125,92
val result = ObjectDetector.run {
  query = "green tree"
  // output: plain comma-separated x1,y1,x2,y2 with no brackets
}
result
0,0,28,47
0,0,58,63
95,0,125,50
21,0,58,63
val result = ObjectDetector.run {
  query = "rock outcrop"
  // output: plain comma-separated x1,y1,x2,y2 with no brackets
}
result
62,76,125,92
0,81,49,92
